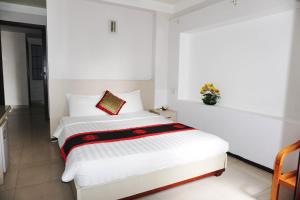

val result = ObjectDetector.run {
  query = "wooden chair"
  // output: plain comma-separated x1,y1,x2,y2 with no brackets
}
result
271,140,300,200
295,151,300,200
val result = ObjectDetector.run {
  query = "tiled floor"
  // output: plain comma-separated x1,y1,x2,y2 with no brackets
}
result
0,107,294,200
0,107,73,200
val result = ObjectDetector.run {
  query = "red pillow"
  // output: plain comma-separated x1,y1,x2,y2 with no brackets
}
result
96,91,126,115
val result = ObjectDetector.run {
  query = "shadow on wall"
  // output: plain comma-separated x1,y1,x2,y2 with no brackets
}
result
281,8,300,172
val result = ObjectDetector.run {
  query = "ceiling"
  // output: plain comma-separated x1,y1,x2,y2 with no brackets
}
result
0,0,208,14
0,0,46,8
154,0,182,4
0,0,183,8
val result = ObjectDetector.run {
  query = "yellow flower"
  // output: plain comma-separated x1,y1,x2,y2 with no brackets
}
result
205,83,213,88
201,83,220,95
200,87,206,94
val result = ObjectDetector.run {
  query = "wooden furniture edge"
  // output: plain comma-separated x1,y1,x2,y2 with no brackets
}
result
119,168,225,200
295,151,300,200
272,140,300,200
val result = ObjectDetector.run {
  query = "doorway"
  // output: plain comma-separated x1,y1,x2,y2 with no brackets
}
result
0,20,48,119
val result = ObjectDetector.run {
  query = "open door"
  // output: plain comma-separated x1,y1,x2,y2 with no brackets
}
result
41,27,49,120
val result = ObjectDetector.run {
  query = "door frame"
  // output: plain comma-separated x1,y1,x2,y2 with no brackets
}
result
0,20,49,119
25,36,32,107
26,37,45,107
0,27,4,106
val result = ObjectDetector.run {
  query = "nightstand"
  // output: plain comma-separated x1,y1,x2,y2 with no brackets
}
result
149,108,177,121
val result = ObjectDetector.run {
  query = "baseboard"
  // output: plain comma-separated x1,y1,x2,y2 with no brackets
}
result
227,152,274,174
11,105,29,109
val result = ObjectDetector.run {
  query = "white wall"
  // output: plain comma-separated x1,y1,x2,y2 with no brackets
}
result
168,0,300,169
154,12,169,108
47,0,170,133
27,38,44,104
1,31,29,106
179,11,293,118
47,0,154,80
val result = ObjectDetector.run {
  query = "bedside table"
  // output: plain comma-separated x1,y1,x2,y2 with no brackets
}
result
149,109,177,121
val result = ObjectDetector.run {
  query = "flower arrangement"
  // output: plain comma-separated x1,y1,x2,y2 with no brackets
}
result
200,83,221,105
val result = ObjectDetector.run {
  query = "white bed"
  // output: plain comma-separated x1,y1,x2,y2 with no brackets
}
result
54,111,229,200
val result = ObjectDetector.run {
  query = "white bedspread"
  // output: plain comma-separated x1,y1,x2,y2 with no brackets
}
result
54,112,229,187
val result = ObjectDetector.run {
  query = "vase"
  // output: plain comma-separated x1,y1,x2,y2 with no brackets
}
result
202,93,219,105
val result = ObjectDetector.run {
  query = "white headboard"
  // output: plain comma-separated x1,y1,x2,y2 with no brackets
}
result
49,79,154,138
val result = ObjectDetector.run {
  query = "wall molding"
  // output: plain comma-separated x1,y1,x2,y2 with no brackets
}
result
90,0,174,13
0,0,227,16
86,0,224,14
171,0,300,19
1,0,298,17
0,2,47,16
174,0,223,13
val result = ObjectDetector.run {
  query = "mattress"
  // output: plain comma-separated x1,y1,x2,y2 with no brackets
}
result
54,111,229,187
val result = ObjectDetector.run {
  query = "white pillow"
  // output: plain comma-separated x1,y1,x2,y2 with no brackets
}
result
66,94,107,117
116,90,144,114
66,90,144,117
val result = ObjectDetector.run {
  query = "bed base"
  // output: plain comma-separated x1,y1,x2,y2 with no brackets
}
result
120,168,225,200
72,153,227,200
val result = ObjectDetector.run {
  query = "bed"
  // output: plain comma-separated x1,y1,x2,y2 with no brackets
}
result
54,109,229,200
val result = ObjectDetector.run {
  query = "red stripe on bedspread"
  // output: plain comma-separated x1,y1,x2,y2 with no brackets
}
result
60,123,196,161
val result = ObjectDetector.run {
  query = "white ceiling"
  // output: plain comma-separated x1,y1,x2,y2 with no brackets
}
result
0,0,212,15
0,0,182,7
154,0,182,5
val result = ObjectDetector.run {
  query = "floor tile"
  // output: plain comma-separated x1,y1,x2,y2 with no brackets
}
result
20,143,61,167
9,148,23,168
0,166,19,192
226,155,239,166
15,180,74,200
0,189,15,200
17,161,63,187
